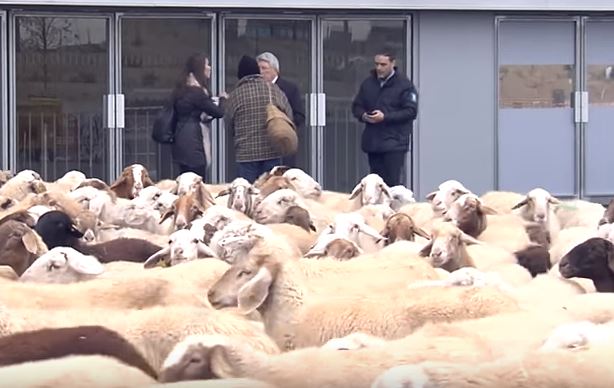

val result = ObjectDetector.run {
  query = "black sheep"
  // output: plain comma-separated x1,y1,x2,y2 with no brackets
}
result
35,210,162,263
559,237,614,292
0,326,157,379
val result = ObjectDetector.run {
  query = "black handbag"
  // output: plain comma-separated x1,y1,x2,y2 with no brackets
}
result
152,100,177,144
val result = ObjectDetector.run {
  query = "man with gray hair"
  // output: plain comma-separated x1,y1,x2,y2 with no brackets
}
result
257,51,305,168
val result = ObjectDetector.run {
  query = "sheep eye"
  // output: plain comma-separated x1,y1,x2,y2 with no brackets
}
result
188,357,202,364
192,239,199,244
238,269,253,277
47,263,60,272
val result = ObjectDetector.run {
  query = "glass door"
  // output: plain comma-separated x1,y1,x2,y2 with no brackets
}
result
11,13,114,181
496,18,579,197
582,18,614,201
319,17,410,192
220,16,315,182
118,14,215,181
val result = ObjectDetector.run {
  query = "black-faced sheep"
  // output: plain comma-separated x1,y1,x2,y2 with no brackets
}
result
0,325,157,379
559,237,614,292
35,210,163,263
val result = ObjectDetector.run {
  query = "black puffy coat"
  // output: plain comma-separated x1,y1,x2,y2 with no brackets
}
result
351,69,418,153
171,86,224,167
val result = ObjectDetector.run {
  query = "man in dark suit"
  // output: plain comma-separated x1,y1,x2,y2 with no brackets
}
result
257,52,305,168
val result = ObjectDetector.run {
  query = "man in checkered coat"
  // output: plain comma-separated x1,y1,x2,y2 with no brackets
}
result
225,55,293,183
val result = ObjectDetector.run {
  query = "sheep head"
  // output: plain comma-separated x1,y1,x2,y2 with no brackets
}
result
160,334,232,382
305,234,363,260
19,246,104,284
160,193,207,230
443,193,497,237
283,205,316,233
419,221,480,271
143,229,216,269
252,189,304,224
380,213,429,244
0,219,48,276
208,250,279,315
256,176,296,198
349,173,392,206
324,212,387,245
425,179,470,215
389,185,416,211
110,164,154,199
215,178,259,215
559,237,614,283
282,168,322,199
512,187,560,225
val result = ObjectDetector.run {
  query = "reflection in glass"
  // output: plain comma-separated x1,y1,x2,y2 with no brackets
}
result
15,16,109,181
587,65,614,105
322,19,407,192
223,19,311,180
499,64,573,109
121,18,211,180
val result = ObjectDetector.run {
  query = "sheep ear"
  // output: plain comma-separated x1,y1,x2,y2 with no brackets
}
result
143,246,170,269
237,267,273,314
109,175,127,190
548,197,561,205
159,208,175,225
414,227,431,240
460,232,482,245
248,187,260,196
67,255,104,275
425,191,437,201
215,189,231,198
481,206,498,215
511,198,528,210
419,241,433,257
22,232,40,254
348,183,363,200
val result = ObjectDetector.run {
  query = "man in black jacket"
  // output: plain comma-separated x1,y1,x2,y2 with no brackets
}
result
257,52,306,168
351,51,418,187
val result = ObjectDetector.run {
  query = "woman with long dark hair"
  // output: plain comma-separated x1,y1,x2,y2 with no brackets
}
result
171,53,225,180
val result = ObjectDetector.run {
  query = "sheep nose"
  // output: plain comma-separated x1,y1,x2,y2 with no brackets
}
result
431,251,442,259
536,214,546,221
174,247,183,256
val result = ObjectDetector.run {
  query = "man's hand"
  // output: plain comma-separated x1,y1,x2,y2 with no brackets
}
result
368,110,385,123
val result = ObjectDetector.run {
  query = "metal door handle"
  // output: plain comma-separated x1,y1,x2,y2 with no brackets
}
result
116,94,125,129
103,94,115,128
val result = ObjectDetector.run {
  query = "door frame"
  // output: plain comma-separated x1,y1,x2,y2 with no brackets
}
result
317,14,413,188
494,15,582,198
579,16,614,203
8,10,117,179
115,11,217,181
218,13,317,184
1,10,7,170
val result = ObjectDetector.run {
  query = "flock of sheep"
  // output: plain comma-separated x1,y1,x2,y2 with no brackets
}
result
0,163,613,387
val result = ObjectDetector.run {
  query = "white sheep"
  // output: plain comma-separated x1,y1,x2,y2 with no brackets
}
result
19,247,104,284
555,199,605,229
549,226,597,265
0,169,46,201
316,212,388,253
252,189,308,224
389,185,416,211
282,168,322,199
143,229,217,268
207,241,520,350
0,355,156,387
512,187,561,241
425,179,471,216
215,177,259,216
539,320,614,352
348,173,393,209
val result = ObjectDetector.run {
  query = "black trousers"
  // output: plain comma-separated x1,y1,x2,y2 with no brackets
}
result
367,151,406,187
179,163,208,181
